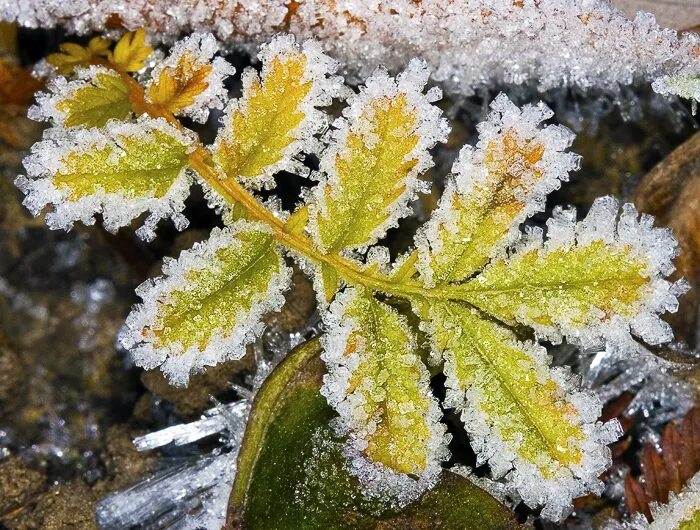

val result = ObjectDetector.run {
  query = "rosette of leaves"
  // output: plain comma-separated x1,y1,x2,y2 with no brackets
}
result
17,29,688,522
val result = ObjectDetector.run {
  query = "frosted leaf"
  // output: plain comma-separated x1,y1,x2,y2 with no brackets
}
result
429,301,620,521
146,32,235,123
320,289,449,499
310,59,448,254
416,93,579,286
29,66,133,128
212,34,346,191
119,221,291,386
459,196,687,350
16,117,194,241
649,470,700,530
6,2,698,103
652,75,700,113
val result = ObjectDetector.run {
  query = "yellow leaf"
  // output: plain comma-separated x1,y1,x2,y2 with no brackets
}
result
148,51,212,113
111,29,152,72
46,37,112,75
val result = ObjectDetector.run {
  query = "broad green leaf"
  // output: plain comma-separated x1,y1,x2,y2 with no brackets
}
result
311,60,447,253
52,69,133,128
229,338,520,530
146,33,234,122
120,221,291,386
429,301,618,520
416,94,578,285
16,118,193,240
458,198,682,347
213,34,341,190
322,289,447,478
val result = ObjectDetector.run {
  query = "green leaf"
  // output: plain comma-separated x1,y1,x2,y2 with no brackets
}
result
17,117,193,240
317,261,340,303
429,301,617,520
119,221,291,385
311,60,447,253
416,94,578,285
48,69,133,128
212,34,340,190
321,289,447,479
229,338,521,530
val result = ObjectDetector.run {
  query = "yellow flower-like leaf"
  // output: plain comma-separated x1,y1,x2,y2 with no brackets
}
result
311,59,447,254
110,29,152,72
32,67,133,128
458,197,684,348
430,301,619,520
416,94,579,285
46,36,111,75
120,222,291,385
147,33,234,122
16,118,193,240
322,289,447,486
213,34,343,190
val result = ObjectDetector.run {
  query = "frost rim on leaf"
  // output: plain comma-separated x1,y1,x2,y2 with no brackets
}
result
16,116,195,241
320,288,450,506
118,221,292,386
211,33,347,191
309,58,449,254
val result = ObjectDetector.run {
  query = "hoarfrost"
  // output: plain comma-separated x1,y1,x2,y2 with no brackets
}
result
119,222,292,386
147,32,235,123
4,1,698,103
16,117,195,241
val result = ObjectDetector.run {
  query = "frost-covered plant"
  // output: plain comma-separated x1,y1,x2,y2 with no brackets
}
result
3,0,700,104
18,30,688,521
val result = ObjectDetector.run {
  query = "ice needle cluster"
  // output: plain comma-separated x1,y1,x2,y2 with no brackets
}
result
2,1,700,104
16,29,688,522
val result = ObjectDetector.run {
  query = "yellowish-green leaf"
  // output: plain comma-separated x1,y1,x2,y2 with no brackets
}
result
429,300,616,520
283,205,309,236
110,29,153,72
417,94,578,285
650,472,700,530
312,60,446,253
120,222,291,386
317,262,340,303
16,118,193,240
46,36,111,75
53,70,133,128
322,289,446,479
213,34,340,189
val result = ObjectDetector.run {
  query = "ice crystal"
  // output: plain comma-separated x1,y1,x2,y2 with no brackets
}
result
3,1,700,104
16,117,194,241
119,221,291,385
146,32,235,123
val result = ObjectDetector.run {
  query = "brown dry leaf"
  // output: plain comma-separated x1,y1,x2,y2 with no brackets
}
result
634,132,700,348
0,57,43,107
626,408,700,521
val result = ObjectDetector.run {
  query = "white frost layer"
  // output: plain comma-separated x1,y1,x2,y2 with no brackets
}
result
4,1,699,102
28,65,129,127
16,117,194,241
119,221,292,386
309,58,448,254
320,288,450,505
416,93,579,286
435,319,622,522
521,196,686,350
649,471,700,530
146,32,235,123
211,33,347,190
